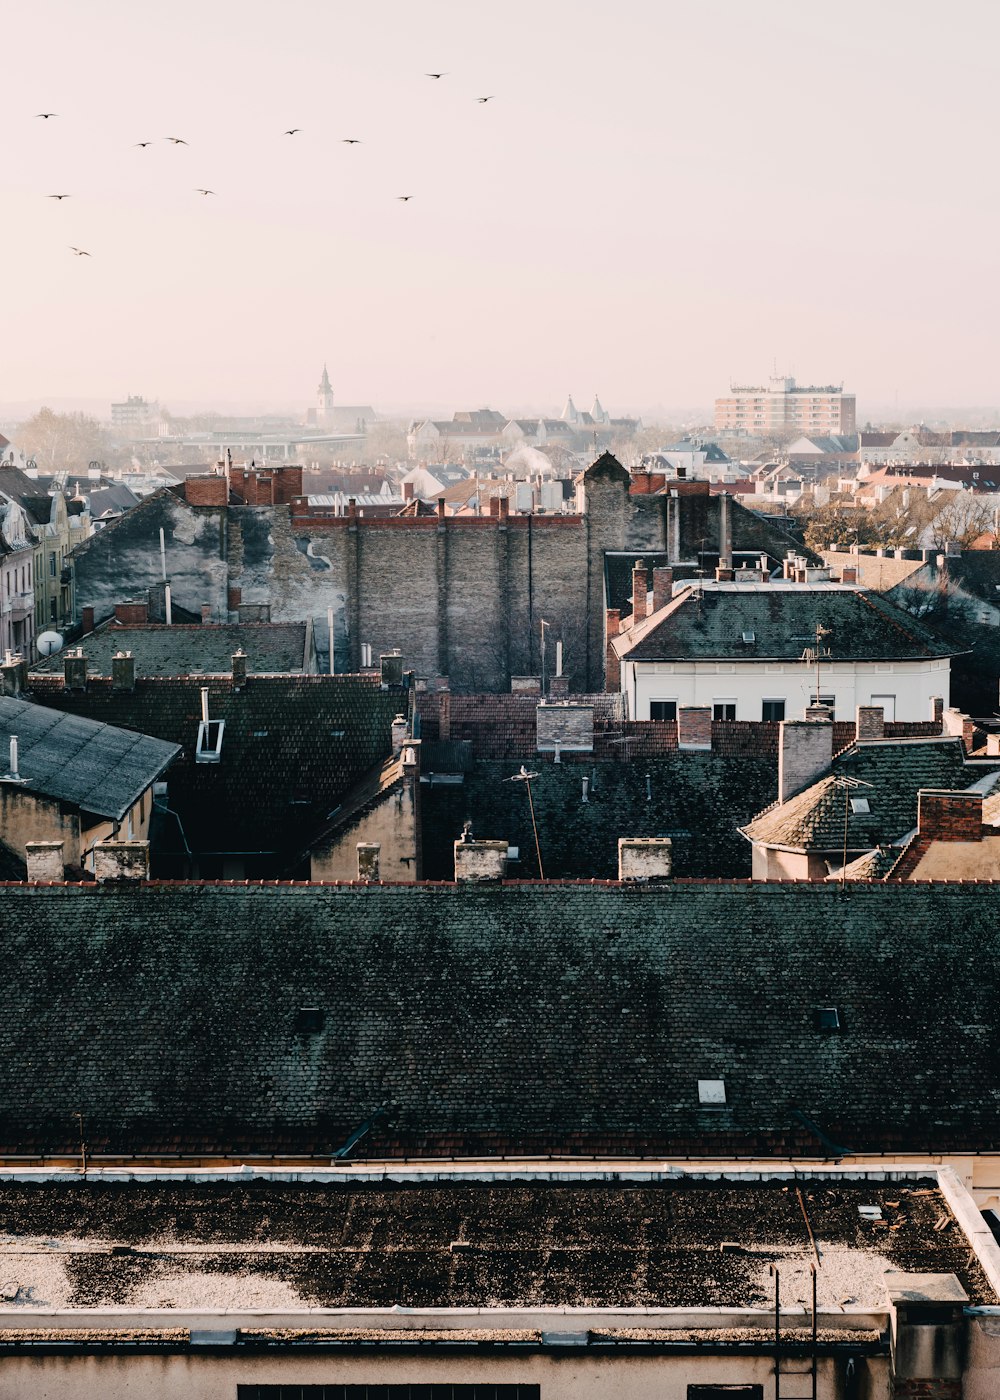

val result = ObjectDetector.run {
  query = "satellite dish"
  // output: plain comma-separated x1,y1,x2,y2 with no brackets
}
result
36,631,64,657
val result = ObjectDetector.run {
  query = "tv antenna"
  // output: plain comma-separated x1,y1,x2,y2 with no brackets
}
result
509,765,544,879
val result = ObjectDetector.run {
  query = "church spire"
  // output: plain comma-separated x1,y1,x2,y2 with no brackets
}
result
318,363,332,395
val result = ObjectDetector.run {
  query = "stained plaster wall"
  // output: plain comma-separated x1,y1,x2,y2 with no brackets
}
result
72,492,228,626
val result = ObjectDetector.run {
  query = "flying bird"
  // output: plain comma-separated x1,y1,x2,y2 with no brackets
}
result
342,138,361,144
36,112,58,119
476,96,495,103
69,246,90,256
397,195,413,201
47,194,71,200
195,188,216,195
425,72,448,79
134,141,153,148
165,136,188,144
284,128,301,135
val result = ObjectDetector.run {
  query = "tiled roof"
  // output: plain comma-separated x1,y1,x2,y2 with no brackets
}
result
0,697,179,821
826,846,900,881
0,882,1000,1155
30,623,309,679
614,585,954,662
741,738,976,851
26,674,401,868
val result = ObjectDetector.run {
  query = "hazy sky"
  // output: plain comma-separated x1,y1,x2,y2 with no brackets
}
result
4,0,999,417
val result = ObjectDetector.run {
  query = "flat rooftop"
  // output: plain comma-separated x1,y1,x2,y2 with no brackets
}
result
0,1175,991,1313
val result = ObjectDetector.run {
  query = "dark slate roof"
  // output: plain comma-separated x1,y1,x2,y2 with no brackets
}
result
0,882,999,1157
85,483,141,517
0,1176,987,1310
741,738,978,851
614,585,954,662
0,697,179,821
422,755,777,880
29,623,309,679
26,675,401,869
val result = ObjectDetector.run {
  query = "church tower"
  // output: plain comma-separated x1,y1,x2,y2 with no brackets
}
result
317,364,334,425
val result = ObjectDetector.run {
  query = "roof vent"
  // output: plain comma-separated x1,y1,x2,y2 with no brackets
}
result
698,1078,726,1106
741,630,756,644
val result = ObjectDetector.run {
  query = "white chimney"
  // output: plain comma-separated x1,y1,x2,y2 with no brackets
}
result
8,735,19,781
25,841,65,882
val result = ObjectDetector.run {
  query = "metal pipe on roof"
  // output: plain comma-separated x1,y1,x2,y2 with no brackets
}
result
165,583,172,626
8,735,18,781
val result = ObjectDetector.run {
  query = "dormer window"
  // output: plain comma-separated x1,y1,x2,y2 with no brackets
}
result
195,687,224,763
196,718,224,763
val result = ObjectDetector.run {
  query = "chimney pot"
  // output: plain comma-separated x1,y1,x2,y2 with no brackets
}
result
677,705,712,751
778,718,833,803
917,789,984,843
356,842,381,880
24,841,65,883
391,714,408,754
454,838,508,883
380,651,405,688
112,651,135,692
0,654,27,697
63,649,88,691
618,836,672,882
93,840,150,883
631,560,648,623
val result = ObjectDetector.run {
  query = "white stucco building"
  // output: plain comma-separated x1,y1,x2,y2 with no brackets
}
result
612,576,953,723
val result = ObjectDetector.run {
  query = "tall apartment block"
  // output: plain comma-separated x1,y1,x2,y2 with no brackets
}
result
714,375,856,435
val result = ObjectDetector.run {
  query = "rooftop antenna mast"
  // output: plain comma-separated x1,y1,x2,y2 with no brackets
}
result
800,621,832,703
509,765,544,879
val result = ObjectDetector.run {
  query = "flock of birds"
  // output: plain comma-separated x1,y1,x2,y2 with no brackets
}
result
36,76,497,257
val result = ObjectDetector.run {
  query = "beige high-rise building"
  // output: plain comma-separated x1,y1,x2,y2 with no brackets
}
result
715,374,855,435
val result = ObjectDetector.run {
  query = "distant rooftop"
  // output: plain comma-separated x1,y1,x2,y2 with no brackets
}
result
30,623,310,679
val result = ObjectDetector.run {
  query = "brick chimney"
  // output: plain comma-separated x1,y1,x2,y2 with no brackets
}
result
778,719,833,802
631,560,648,623
677,705,712,751
24,841,65,882
855,705,884,741
63,649,87,691
0,653,27,697
841,566,858,585
357,842,381,880
606,610,621,692
804,702,834,722
931,695,944,729
618,837,672,882
718,491,732,570
454,837,508,883
114,599,148,625
93,840,150,883
380,651,404,688
391,714,408,755
112,651,135,692
201,603,212,624
80,605,95,635
652,566,673,613
231,649,247,689
917,789,984,842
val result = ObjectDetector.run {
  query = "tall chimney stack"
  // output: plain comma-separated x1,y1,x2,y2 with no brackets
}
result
631,560,648,623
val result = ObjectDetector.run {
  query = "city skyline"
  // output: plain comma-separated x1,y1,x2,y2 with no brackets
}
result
5,0,1000,411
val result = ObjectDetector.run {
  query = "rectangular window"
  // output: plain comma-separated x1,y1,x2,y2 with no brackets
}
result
761,699,785,722
238,1389,541,1400
49,553,57,577
650,699,677,721
713,700,736,721
688,1388,764,1400
870,693,896,722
